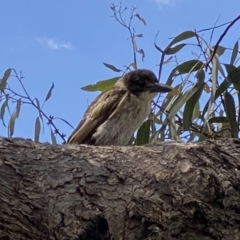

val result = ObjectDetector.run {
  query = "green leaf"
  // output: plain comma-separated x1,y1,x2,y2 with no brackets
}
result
168,81,205,120
195,69,205,82
224,91,238,138
166,31,197,49
203,56,218,122
81,77,119,92
8,111,17,137
162,83,183,112
164,44,187,55
136,120,150,145
44,82,54,102
0,68,12,91
224,64,240,91
208,116,229,124
183,82,205,130
212,45,226,56
34,116,41,142
176,60,203,74
230,40,239,65
163,60,203,93
51,129,57,144
103,62,121,72
192,101,201,120
0,97,9,126
35,98,43,121
15,98,21,118
202,68,234,118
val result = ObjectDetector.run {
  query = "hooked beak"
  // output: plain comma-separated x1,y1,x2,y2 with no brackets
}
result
150,82,173,93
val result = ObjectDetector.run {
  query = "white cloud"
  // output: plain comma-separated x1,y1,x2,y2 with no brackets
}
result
37,37,74,50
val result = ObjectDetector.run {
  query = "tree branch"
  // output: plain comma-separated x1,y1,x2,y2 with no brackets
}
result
0,138,240,239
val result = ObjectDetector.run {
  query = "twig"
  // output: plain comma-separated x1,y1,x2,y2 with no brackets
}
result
205,15,240,69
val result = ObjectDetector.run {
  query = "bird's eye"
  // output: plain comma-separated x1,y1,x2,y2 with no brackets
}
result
138,79,146,88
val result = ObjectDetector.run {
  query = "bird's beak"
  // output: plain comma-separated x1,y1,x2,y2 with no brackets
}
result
150,82,174,93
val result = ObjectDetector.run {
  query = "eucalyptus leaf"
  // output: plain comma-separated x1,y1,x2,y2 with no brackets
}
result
136,120,150,145
164,44,187,55
34,116,41,142
8,111,17,137
208,116,229,124
51,129,57,144
183,82,205,130
134,13,146,25
103,62,121,72
0,68,12,91
230,40,239,65
15,98,21,118
165,31,197,50
224,91,238,138
44,82,54,102
81,77,120,92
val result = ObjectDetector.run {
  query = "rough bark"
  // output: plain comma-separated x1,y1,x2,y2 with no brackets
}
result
0,137,240,240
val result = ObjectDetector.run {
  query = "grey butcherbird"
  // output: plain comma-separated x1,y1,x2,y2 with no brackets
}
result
67,69,173,145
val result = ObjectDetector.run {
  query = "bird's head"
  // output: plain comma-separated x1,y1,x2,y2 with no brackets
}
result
117,69,173,101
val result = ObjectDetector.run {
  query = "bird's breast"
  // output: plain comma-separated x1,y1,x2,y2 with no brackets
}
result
92,95,151,145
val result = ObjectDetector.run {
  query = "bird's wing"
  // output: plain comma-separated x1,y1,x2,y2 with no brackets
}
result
67,87,128,144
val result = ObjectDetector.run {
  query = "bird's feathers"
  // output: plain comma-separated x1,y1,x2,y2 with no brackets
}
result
67,86,128,144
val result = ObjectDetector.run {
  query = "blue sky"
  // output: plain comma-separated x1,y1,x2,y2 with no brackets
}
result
0,0,239,143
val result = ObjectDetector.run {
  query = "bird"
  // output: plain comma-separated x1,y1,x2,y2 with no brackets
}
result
67,69,173,146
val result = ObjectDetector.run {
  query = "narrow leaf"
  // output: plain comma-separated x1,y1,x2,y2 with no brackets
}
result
0,97,9,126
224,91,238,138
0,68,12,91
176,60,203,74
15,98,21,118
195,69,205,82
8,111,17,137
81,77,119,92
212,45,226,56
164,43,187,55
138,49,145,61
44,82,54,102
103,62,121,72
35,98,43,121
166,31,197,49
136,120,150,145
34,116,41,142
230,40,239,65
208,116,229,124
168,82,205,120
224,64,240,91
192,101,201,120
203,56,218,123
136,34,143,38
51,129,57,144
0,98,8,120
134,14,146,25
183,82,205,130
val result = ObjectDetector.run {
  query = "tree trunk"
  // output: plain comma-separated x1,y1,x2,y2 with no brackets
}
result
0,137,240,240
